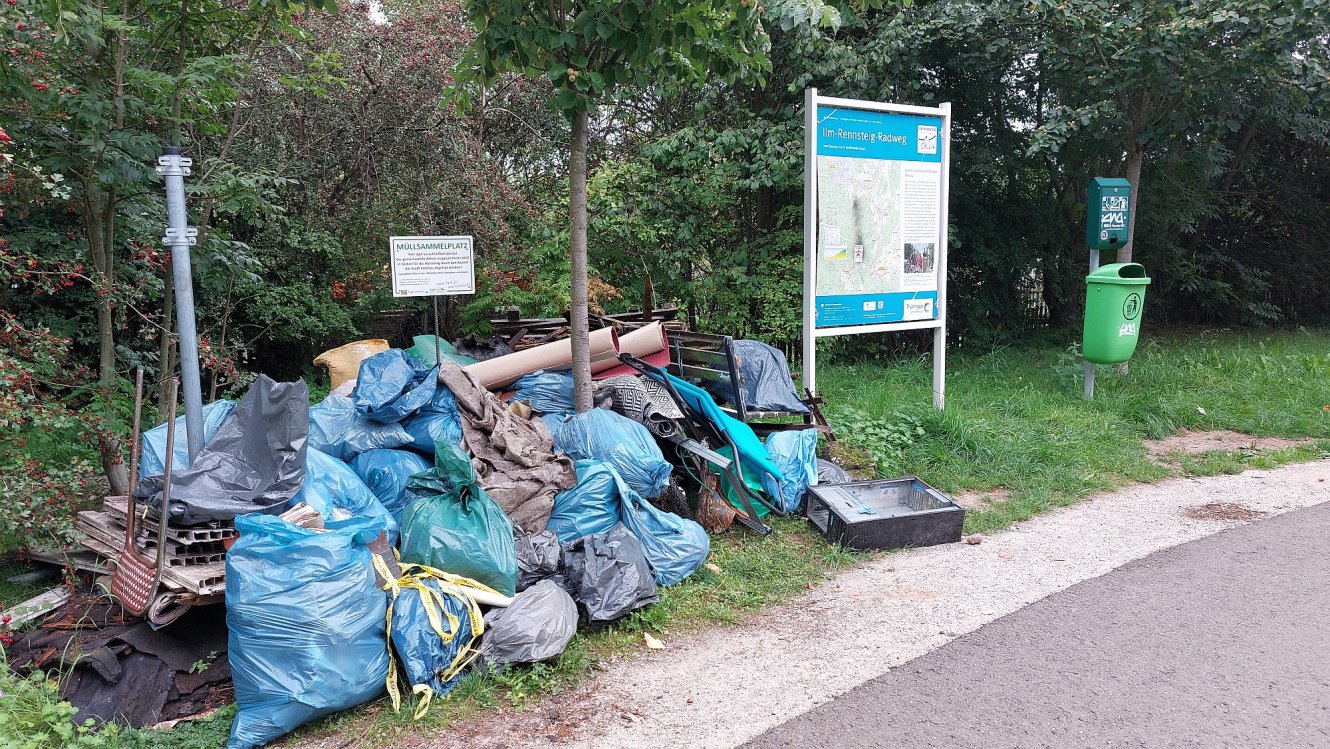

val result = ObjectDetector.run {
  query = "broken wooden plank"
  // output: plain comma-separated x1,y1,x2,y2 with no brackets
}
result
6,587,74,629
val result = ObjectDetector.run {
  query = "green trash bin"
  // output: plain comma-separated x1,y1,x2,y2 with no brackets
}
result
1082,262,1151,364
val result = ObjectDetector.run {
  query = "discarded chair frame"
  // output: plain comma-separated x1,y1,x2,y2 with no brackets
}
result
616,353,784,535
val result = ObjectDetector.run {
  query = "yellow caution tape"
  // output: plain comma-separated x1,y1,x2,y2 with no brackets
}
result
374,557,492,718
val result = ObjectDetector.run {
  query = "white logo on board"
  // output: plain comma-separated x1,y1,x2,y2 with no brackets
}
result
917,125,938,155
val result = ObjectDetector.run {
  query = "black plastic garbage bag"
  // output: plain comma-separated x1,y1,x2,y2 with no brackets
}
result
515,530,561,591
704,340,809,414
817,458,853,485
478,580,577,668
354,350,438,424
556,523,659,624
137,375,308,525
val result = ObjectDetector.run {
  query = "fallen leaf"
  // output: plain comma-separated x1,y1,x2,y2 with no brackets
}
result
964,535,982,545
997,551,1014,560
644,633,666,650
704,563,721,574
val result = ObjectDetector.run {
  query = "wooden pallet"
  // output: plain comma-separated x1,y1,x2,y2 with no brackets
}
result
74,506,226,597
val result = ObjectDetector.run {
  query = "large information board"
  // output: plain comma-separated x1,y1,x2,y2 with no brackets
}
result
802,91,951,407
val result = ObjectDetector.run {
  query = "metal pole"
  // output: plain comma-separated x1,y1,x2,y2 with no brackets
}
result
157,147,204,461
932,102,953,410
1083,248,1100,400
802,87,819,396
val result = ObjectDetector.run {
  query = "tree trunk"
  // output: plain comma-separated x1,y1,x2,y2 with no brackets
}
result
568,108,593,412
158,272,176,412
1119,144,1144,264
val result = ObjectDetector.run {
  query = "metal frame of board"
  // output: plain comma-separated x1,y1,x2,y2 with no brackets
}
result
801,88,952,409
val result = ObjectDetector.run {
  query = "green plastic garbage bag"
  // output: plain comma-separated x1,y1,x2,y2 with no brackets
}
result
406,335,477,368
398,441,518,596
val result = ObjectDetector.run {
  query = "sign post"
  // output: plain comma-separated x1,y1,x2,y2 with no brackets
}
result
389,235,476,363
802,88,952,409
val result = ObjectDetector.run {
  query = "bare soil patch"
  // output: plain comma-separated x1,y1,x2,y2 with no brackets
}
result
953,487,1011,510
1181,502,1269,523
1145,429,1307,465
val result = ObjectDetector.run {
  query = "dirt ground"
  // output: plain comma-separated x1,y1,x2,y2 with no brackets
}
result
1144,428,1307,464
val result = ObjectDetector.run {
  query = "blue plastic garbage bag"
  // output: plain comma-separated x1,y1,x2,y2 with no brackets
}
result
546,460,622,544
308,394,412,460
225,513,389,749
401,386,464,455
609,467,710,586
763,429,820,513
354,349,438,424
385,568,486,715
350,449,431,518
546,409,672,499
510,371,575,415
292,448,400,545
140,399,235,476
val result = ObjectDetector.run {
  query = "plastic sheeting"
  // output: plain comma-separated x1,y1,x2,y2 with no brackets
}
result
399,441,519,596
139,398,235,476
137,376,308,525
350,449,431,518
510,370,575,415
291,448,400,545
817,459,853,485
546,460,621,544
557,523,659,624
478,580,577,667
704,339,809,414
308,394,412,461
226,513,389,749
764,429,820,513
515,530,561,592
546,409,672,499
353,350,438,424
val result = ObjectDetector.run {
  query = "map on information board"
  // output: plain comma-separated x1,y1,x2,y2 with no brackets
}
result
815,107,943,327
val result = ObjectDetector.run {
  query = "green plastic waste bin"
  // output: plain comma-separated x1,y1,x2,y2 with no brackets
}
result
1082,262,1151,364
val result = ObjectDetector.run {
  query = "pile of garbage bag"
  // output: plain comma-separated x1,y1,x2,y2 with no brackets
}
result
127,332,833,748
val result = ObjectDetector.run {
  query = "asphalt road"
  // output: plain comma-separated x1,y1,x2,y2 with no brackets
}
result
743,501,1330,749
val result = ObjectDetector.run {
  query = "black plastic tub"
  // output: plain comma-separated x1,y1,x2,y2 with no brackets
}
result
805,476,964,551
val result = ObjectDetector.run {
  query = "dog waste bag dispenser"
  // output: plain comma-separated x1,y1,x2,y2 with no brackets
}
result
1082,263,1150,364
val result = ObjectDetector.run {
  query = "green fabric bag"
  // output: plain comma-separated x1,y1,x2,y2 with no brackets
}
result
398,441,518,596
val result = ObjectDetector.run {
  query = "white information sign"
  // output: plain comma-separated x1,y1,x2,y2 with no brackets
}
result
802,90,952,408
389,235,475,297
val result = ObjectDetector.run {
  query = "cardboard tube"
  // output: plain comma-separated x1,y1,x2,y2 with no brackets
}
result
464,326,620,390
618,321,667,358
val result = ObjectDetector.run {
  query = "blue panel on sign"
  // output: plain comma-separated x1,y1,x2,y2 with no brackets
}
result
816,292,939,327
816,107,943,163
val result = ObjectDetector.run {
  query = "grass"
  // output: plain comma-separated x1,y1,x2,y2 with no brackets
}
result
8,327,1329,748
819,327,1330,533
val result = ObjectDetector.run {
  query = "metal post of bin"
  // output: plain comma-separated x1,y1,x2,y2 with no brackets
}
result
157,147,204,461
1084,248,1099,400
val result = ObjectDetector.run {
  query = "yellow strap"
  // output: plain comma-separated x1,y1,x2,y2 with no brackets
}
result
380,564,493,719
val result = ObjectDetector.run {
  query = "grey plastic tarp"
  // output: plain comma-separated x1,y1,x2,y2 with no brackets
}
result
477,579,578,667
704,339,809,414
136,375,308,525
